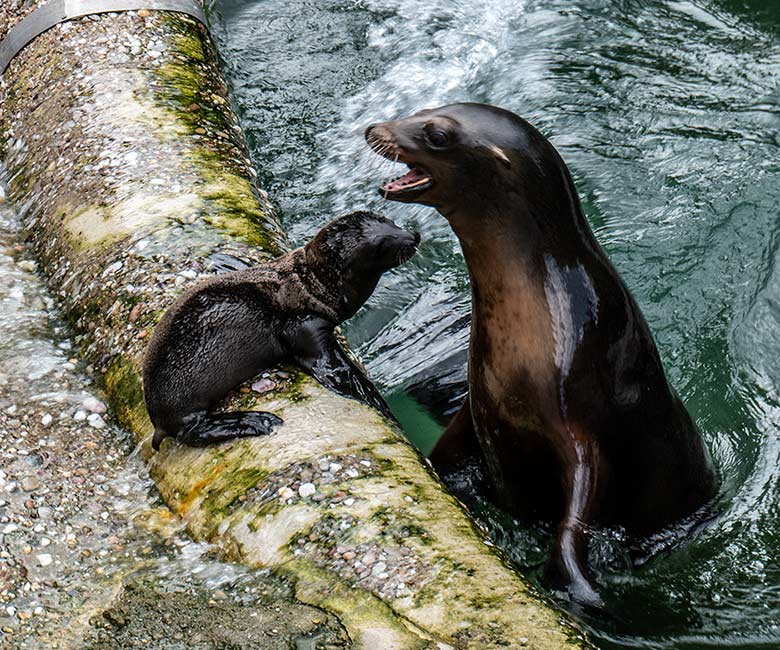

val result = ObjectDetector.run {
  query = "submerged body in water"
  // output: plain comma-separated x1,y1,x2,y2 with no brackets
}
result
366,102,718,607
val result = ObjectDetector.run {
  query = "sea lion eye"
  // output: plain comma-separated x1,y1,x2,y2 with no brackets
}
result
425,129,450,148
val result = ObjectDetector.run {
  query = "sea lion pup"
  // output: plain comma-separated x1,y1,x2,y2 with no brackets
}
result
143,211,419,451
365,103,717,607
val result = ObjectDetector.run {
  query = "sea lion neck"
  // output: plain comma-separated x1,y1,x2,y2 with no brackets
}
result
442,163,607,277
454,219,545,311
298,245,379,323
293,247,343,322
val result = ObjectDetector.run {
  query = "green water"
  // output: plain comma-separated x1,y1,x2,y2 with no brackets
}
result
208,0,780,646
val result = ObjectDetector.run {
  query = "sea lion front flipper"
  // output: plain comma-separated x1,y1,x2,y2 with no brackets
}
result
177,411,283,447
544,432,605,609
428,399,491,506
289,318,396,421
429,399,481,470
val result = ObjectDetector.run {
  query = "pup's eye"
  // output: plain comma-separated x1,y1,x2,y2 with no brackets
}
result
426,130,450,148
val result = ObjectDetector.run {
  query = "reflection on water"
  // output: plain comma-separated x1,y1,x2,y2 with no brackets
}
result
212,0,780,646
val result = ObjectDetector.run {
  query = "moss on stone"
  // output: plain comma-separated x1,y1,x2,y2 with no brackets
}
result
200,175,282,253
103,355,153,439
283,561,435,650
200,466,269,519
151,14,287,257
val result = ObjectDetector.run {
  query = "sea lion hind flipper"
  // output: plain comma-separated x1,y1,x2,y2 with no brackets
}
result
177,410,283,447
289,318,396,422
545,520,604,610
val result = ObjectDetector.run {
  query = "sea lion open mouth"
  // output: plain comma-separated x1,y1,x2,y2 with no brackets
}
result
379,165,433,199
365,127,433,201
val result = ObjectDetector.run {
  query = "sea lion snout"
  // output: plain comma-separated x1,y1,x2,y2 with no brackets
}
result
366,121,436,203
362,216,420,269
397,229,421,264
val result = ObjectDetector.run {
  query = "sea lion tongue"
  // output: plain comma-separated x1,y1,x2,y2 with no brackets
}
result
381,166,432,194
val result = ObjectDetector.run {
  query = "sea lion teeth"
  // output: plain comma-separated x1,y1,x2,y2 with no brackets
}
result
381,166,432,194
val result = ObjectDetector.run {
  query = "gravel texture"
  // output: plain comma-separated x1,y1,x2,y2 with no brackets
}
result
0,194,347,649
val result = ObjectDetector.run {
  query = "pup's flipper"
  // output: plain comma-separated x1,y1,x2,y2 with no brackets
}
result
170,410,282,448
290,317,396,421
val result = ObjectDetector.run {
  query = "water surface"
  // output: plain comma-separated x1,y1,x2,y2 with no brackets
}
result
209,0,780,646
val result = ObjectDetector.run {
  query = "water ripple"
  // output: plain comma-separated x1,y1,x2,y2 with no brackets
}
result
213,0,780,645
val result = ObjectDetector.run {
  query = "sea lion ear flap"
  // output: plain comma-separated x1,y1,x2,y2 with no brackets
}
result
489,145,512,169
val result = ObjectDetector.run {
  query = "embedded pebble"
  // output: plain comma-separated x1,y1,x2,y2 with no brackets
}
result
40,413,52,426
87,413,106,428
298,483,316,498
371,562,387,576
103,261,123,275
82,396,107,414
128,303,143,322
21,476,41,492
251,378,276,394
36,554,53,567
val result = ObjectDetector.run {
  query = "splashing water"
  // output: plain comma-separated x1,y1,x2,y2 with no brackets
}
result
213,0,780,646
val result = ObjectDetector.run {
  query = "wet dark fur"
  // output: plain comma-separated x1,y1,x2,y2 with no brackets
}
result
143,211,418,450
366,103,717,608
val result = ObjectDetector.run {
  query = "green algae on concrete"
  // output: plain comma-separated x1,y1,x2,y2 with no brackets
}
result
0,5,593,650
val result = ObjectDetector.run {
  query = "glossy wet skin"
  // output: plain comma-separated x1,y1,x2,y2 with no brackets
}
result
366,103,718,608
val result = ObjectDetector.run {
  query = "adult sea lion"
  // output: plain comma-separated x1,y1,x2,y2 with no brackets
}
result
365,103,717,606
143,211,419,450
